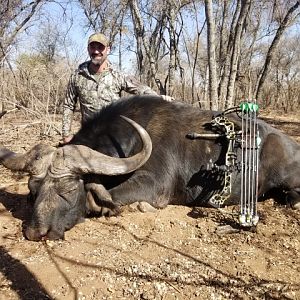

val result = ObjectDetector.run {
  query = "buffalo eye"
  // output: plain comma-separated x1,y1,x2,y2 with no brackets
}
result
35,154,41,160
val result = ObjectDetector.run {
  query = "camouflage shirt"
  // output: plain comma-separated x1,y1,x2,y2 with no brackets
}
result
62,61,157,138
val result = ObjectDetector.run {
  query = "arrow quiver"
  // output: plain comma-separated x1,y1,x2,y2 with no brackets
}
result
188,101,260,227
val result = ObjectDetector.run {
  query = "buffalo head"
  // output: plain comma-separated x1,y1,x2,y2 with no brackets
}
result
0,116,152,241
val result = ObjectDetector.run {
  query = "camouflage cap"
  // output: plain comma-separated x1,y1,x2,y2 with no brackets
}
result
88,33,109,47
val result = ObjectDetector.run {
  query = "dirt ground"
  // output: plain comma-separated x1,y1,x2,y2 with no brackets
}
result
0,109,300,300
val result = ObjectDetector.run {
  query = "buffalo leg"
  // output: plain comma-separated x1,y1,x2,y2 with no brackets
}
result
85,183,120,216
109,170,170,209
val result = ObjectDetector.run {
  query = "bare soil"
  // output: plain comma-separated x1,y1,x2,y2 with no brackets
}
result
0,110,300,300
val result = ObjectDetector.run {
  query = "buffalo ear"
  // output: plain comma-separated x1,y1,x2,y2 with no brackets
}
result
0,144,55,174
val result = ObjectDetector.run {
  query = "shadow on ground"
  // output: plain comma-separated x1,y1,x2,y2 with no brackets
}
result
0,246,51,299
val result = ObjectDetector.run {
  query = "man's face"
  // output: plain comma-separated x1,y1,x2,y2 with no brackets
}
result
88,42,110,66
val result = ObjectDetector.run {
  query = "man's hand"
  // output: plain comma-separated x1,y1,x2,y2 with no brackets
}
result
161,95,174,102
60,135,74,146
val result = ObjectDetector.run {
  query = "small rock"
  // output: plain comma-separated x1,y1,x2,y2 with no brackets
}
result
215,225,240,234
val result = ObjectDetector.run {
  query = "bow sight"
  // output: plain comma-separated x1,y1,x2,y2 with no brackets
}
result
187,101,260,227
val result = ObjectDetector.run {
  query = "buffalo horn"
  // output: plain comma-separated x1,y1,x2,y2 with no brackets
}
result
56,116,152,176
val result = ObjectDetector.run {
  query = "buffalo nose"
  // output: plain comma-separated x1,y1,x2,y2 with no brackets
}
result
24,226,48,241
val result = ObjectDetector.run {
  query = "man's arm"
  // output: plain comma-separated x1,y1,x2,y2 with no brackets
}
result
62,74,78,142
122,74,158,95
120,73,174,101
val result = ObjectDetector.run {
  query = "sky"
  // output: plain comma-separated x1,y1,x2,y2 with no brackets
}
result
14,0,300,75
16,0,129,70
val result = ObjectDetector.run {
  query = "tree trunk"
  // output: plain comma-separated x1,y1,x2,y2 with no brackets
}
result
204,0,219,110
218,0,241,109
129,0,164,88
226,0,251,108
218,1,229,75
167,3,177,96
187,0,205,105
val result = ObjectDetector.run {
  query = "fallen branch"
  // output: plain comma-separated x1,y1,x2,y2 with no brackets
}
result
1,121,43,135
0,111,7,118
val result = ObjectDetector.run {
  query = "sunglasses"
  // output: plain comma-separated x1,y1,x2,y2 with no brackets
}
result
89,42,106,52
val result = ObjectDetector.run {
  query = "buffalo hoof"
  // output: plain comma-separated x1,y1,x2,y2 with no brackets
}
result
286,190,300,210
87,205,121,217
291,201,300,210
102,206,121,217
128,201,157,213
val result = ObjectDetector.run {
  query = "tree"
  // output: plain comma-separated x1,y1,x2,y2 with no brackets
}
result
34,21,64,64
77,0,128,61
2,0,300,116
0,0,45,64
255,0,300,101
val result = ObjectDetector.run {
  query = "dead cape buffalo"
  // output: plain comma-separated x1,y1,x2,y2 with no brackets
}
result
1,95,299,241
